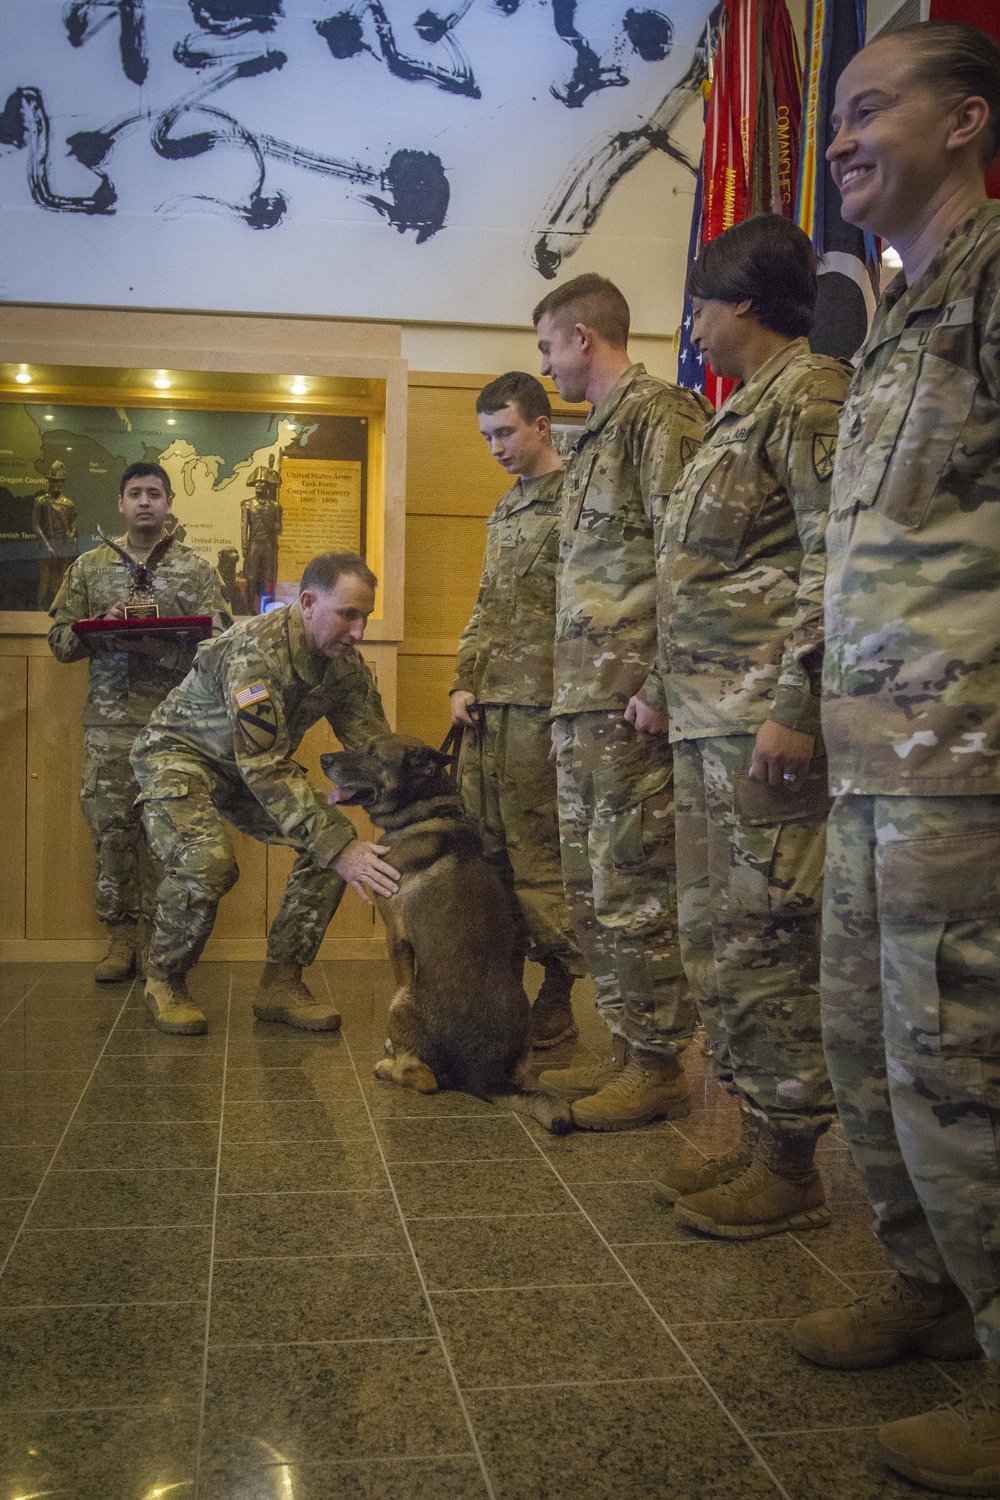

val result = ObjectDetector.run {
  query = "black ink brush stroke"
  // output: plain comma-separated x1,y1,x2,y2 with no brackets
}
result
533,18,709,276
364,149,449,242
188,0,283,37
623,8,673,62
64,0,148,86
550,0,628,108
66,109,146,168
316,0,479,97
0,87,116,213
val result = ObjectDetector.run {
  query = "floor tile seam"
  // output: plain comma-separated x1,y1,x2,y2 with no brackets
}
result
219,1133,377,1144
206,1333,440,1349
217,1187,392,1198
785,1231,864,1295
21,1222,214,1233
429,1279,629,1297
192,980,232,1500
509,1113,794,1500
377,1155,541,1166
209,1451,481,1470
213,1250,411,1264
747,1423,884,1437
0,1297,209,1310
0,976,57,1030
68,1117,223,1126
332,998,499,1500
458,1375,701,1393
45,1166,217,1176
403,1211,583,1222
0,985,138,1285
0,1399,189,1415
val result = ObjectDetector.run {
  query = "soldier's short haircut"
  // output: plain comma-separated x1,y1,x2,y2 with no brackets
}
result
300,552,377,593
885,21,1000,167
532,274,630,348
476,371,552,424
119,460,172,496
686,215,817,340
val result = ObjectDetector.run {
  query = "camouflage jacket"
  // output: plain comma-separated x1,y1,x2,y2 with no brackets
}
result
47,537,232,729
131,602,390,868
823,199,1000,795
451,468,563,706
553,364,712,716
658,340,850,741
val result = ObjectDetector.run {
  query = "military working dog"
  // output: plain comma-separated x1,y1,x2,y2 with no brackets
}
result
320,735,571,1133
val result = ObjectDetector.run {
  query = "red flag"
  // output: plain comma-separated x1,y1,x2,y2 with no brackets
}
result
929,0,1000,199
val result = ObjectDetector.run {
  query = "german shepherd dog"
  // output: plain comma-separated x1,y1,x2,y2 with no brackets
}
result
320,735,571,1134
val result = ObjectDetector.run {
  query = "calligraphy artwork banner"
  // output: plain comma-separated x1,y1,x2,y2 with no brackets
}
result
0,0,713,329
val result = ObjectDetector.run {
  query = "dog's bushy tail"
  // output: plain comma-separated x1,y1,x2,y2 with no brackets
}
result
489,1088,573,1135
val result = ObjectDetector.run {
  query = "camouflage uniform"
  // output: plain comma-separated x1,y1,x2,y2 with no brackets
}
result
821,201,1000,1358
659,340,849,1130
47,537,231,928
452,468,583,976
552,364,712,1056
130,602,390,977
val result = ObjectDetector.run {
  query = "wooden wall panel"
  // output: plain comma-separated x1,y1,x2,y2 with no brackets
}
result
396,653,455,749
405,385,510,519
404,514,485,646
0,656,27,938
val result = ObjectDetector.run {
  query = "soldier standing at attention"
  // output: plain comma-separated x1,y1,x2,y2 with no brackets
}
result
783,23,1000,1495
48,461,231,983
131,552,399,1036
450,371,586,1049
655,214,849,1239
533,274,712,1131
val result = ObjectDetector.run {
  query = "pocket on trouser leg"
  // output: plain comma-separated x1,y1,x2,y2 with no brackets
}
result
593,791,677,938
878,832,1000,1059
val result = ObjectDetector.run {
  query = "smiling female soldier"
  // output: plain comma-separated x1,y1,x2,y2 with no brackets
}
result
783,20,1000,1495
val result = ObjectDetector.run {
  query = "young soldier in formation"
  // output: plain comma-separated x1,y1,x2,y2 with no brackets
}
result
450,372,585,1048
48,462,231,983
131,552,399,1036
533,274,712,1130
784,23,1000,1495
655,215,849,1238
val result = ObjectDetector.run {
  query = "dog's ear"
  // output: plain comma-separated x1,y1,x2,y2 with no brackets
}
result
404,745,454,778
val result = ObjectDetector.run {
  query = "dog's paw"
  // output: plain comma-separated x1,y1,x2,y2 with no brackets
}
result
546,1104,574,1135
373,1058,395,1083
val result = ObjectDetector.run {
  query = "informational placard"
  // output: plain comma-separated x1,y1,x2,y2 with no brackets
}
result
278,459,363,583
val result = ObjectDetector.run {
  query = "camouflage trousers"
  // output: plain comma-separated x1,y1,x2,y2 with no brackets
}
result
553,712,695,1057
674,736,835,1132
823,793,1000,1361
135,755,347,977
459,705,584,977
80,726,159,928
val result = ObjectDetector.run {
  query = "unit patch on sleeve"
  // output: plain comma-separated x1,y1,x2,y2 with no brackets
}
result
812,434,837,483
234,681,270,709
236,700,278,752
680,435,700,466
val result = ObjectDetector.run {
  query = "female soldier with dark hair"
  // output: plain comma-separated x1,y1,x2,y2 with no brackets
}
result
783,19,1000,1495
655,212,851,1237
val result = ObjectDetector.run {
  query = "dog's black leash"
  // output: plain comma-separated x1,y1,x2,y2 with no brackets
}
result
439,707,484,803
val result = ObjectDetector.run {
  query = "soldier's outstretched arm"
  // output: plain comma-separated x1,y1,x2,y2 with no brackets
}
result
46,560,92,663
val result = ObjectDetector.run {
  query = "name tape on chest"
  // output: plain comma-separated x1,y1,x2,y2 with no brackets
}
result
234,681,270,709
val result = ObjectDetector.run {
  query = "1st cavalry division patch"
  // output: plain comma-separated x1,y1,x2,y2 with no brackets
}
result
680,435,700,466
236,700,278,751
812,433,837,482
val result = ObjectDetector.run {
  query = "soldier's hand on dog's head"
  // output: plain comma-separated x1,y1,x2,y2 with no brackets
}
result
450,690,479,728
333,839,400,901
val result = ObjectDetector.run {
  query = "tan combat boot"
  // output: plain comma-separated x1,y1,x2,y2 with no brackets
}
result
789,1273,980,1369
253,962,341,1031
144,973,207,1035
655,1109,761,1204
537,1050,626,1102
571,1049,690,1131
877,1381,1000,1495
530,959,579,1050
673,1123,829,1238
95,921,138,983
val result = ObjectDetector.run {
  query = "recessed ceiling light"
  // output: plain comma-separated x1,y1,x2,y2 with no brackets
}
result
153,375,171,390
14,371,31,384
290,378,308,396
44,413,54,420
166,418,176,426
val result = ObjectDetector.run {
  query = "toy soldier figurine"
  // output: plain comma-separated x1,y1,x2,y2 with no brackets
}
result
241,453,283,613
34,460,78,609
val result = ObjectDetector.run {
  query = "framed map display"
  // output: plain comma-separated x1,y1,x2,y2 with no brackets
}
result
0,399,371,616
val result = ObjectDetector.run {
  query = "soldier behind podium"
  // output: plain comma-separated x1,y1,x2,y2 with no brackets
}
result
131,552,399,1036
450,372,585,1049
47,461,232,983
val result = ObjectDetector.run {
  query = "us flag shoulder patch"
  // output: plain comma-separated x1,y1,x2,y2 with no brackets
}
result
234,681,269,709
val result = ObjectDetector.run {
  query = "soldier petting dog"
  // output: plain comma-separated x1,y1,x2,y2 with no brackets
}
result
130,552,399,1035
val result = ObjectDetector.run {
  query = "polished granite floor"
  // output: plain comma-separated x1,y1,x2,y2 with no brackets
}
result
0,960,984,1500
